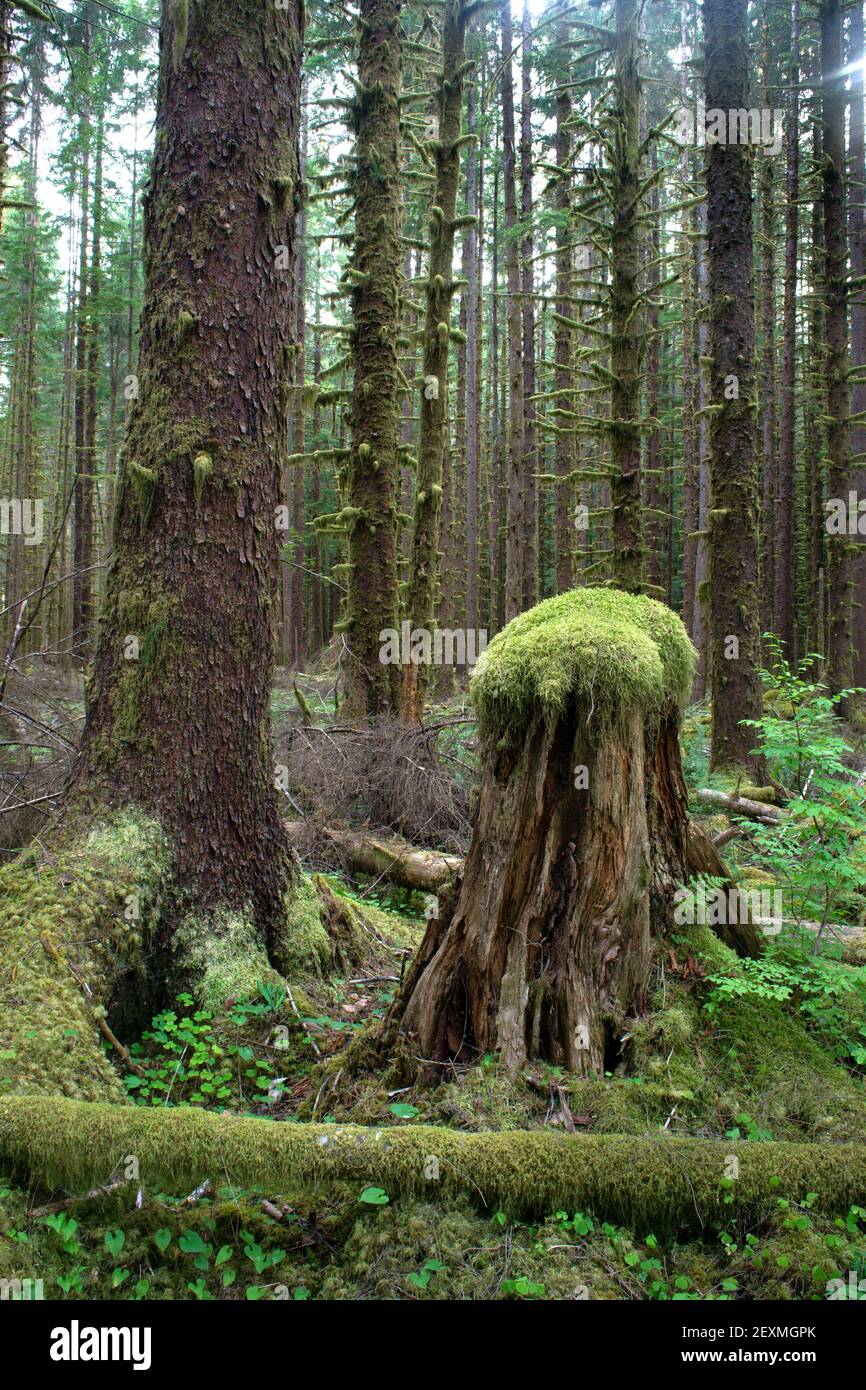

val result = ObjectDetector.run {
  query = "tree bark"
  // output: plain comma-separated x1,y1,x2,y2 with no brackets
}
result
776,0,799,658
610,0,643,593
401,1,471,723
342,0,403,717
822,0,854,700
70,0,304,929
849,2,866,684
501,1,524,621
705,0,764,774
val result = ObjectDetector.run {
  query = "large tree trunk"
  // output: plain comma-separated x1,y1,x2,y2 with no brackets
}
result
401,0,471,723
70,0,303,932
705,0,764,775
383,590,761,1080
2,0,306,1105
342,0,403,717
822,0,854,701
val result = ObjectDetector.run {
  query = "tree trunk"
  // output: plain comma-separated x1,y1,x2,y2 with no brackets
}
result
383,590,760,1079
501,1,524,621
520,0,537,610
464,39,480,639
342,0,403,717
849,2,866,685
553,15,574,595
822,0,854,700
776,0,799,658
71,0,303,927
72,8,93,664
758,15,777,639
610,0,643,593
705,0,764,775
401,0,471,722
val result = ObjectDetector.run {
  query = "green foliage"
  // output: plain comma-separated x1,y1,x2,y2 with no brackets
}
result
707,936,866,1070
739,639,866,927
122,989,291,1112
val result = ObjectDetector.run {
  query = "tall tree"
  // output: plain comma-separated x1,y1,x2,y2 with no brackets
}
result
501,0,524,620
776,0,799,658
848,1,866,684
704,0,764,773
71,0,305,931
822,0,853,700
401,0,472,722
609,0,643,592
341,0,403,716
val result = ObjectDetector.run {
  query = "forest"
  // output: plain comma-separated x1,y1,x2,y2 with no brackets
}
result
0,0,865,1332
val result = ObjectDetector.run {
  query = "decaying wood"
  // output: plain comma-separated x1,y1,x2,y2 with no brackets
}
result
381,703,762,1081
693,788,785,823
284,820,462,891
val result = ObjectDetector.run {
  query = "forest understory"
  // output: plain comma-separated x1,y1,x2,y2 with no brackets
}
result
1,0,866,1326
2,649,866,1305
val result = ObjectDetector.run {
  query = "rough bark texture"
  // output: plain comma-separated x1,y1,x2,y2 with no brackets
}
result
342,0,403,717
776,0,799,658
610,0,643,592
822,0,853,700
401,0,471,723
704,0,764,774
71,0,304,930
391,697,758,1079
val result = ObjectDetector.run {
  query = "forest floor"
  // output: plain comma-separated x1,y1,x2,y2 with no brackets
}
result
1,662,866,1300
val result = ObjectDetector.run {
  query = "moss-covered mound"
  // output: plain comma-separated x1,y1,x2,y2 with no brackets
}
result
0,811,171,1102
470,587,696,743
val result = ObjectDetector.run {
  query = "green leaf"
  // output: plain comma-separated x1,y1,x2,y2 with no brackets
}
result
104,1228,126,1259
179,1230,209,1255
358,1186,390,1206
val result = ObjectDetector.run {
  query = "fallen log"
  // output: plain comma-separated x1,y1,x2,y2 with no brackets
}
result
285,821,462,892
1,1096,863,1230
693,788,785,824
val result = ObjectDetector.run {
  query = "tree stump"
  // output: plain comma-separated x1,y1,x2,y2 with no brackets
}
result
386,589,761,1078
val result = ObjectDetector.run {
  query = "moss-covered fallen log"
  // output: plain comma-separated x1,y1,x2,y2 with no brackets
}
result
1,1097,863,1231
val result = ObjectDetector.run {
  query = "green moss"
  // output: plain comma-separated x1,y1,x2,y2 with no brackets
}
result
127,460,157,534
273,876,330,978
0,811,171,1101
174,906,284,1011
471,588,696,744
1,1096,864,1230
170,0,189,73
192,452,213,510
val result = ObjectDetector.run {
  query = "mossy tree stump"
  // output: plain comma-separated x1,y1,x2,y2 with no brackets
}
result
386,589,761,1077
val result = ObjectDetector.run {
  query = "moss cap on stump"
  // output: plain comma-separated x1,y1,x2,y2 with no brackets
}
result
471,587,696,744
